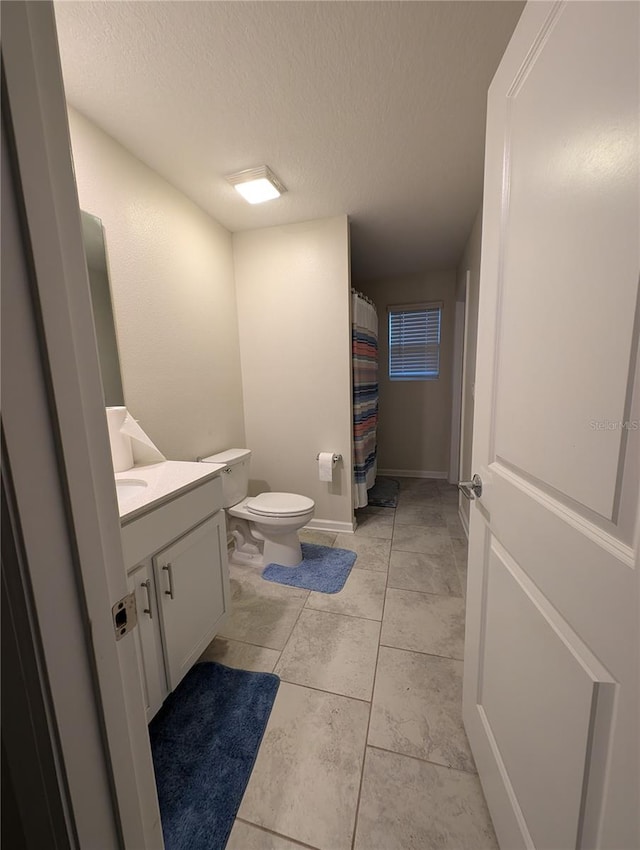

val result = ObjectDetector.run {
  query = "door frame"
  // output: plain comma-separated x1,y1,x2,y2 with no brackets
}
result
449,287,467,485
2,2,161,846
457,269,472,535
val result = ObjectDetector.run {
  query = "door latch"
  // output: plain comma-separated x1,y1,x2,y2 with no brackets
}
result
112,591,138,640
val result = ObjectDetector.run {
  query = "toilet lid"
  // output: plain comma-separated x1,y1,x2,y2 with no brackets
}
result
246,492,315,517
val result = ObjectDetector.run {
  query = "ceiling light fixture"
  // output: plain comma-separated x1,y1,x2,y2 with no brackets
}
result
226,165,286,204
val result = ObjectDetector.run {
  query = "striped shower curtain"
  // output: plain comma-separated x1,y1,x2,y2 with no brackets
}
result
352,291,378,509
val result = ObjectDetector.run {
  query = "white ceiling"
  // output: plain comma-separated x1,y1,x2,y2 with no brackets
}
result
54,1,524,281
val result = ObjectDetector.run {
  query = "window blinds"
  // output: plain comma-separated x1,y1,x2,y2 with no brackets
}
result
388,304,441,380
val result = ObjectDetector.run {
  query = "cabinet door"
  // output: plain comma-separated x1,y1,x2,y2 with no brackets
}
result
127,561,168,722
154,512,228,690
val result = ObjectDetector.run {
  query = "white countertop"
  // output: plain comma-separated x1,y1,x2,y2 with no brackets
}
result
115,460,226,523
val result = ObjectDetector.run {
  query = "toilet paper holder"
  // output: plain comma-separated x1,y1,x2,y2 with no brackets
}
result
316,453,342,463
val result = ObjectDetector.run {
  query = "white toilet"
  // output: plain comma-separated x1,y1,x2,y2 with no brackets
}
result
202,448,315,568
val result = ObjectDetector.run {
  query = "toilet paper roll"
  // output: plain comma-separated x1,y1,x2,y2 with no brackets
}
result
318,452,334,482
106,406,134,472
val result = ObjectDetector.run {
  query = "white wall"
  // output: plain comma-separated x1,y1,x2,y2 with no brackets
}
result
456,208,483,527
360,270,457,476
68,108,246,460
233,217,353,530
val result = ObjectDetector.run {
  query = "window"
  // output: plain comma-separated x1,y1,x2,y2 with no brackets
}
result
388,303,442,380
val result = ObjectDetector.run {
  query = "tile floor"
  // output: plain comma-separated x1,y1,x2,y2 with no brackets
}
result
199,478,498,850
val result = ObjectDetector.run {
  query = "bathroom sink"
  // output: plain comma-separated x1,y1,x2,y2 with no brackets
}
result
115,477,148,510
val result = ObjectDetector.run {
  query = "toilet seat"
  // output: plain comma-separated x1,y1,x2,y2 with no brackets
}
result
245,492,314,518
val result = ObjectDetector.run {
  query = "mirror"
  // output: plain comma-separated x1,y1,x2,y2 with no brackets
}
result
81,210,125,407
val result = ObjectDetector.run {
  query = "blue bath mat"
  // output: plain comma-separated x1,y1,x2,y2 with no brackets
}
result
149,661,279,850
262,542,357,593
367,476,400,507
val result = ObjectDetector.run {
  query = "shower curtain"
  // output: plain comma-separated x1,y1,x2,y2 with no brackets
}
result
352,290,379,509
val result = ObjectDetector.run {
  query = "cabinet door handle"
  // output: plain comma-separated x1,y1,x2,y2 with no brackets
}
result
141,579,152,618
162,563,175,599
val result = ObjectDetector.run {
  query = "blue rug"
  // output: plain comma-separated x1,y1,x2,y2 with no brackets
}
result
262,542,357,593
367,476,400,507
149,662,279,850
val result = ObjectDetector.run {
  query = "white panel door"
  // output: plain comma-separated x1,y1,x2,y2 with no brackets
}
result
155,513,228,690
464,4,639,850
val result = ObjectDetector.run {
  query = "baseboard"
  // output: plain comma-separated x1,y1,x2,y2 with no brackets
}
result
377,468,449,480
458,504,469,539
305,518,356,535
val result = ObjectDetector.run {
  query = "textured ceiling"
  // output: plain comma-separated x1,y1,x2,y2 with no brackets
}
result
54,1,524,281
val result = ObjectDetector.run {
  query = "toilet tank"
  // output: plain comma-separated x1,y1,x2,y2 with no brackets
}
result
201,448,251,508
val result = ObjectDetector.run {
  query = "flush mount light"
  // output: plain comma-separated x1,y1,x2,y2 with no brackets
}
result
226,166,286,204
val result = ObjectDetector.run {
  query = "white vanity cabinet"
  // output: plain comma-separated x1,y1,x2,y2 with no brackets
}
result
153,512,227,690
119,467,229,721
127,561,166,722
